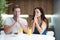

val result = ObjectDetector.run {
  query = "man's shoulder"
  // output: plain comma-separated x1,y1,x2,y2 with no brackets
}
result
4,17,13,25
5,17,13,21
20,18,27,22
20,18,28,25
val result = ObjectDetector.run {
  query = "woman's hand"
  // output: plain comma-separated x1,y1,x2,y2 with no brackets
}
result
34,15,38,23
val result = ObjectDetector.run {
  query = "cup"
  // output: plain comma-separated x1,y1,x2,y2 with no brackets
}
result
18,28,23,34
28,27,32,36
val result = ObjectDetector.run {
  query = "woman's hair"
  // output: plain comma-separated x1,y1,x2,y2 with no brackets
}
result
32,7,48,30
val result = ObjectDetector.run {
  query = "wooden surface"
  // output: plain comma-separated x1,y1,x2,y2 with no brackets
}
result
6,0,53,15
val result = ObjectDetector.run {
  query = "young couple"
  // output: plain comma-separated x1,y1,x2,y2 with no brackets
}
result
4,5,48,35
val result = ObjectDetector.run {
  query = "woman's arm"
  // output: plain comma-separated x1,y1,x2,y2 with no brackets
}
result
35,21,47,34
30,20,35,33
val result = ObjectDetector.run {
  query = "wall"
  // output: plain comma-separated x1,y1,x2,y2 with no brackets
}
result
7,0,53,15
53,0,60,40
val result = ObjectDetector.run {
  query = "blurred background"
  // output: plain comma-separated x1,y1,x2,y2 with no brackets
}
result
0,0,60,40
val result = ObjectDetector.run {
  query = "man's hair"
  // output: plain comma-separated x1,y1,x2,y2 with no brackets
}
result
12,5,20,11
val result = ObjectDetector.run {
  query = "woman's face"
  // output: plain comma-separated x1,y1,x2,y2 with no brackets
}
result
35,9,41,17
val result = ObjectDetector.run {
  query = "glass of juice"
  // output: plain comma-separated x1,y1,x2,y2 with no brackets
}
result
18,28,23,34
28,27,32,36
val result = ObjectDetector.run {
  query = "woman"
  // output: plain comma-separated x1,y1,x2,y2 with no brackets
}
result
31,7,48,35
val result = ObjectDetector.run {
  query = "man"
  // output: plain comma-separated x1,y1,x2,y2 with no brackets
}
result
4,5,28,34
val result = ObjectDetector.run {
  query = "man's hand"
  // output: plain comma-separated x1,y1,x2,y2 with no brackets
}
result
17,18,21,24
17,18,28,33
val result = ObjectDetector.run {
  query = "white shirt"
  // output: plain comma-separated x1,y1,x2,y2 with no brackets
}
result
4,17,28,34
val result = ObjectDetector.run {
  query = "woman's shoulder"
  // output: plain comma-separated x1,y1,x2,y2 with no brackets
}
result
31,20,34,23
42,19,48,26
31,20,34,21
42,20,47,25
43,19,48,23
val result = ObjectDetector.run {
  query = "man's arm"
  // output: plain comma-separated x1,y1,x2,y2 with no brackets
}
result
17,18,28,33
18,22,28,33
4,22,16,34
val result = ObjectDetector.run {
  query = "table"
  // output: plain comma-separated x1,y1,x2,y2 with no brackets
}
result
0,34,55,40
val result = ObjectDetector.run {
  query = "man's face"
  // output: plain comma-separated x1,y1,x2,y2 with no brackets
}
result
13,8,21,17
